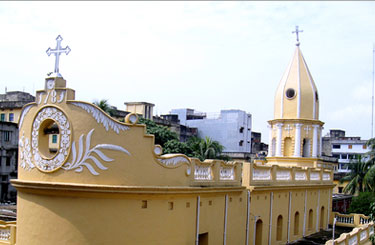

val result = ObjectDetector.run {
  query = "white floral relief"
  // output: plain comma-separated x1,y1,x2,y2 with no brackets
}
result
62,129,130,176
310,172,320,181
253,169,271,180
156,154,191,176
323,173,331,181
19,132,35,170
349,236,357,245
295,171,307,181
31,107,71,171
360,230,367,241
276,170,291,180
19,104,35,128
71,102,129,134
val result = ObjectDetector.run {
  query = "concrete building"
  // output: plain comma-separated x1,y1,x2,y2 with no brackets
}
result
0,91,35,123
0,122,18,202
171,108,252,160
322,129,368,173
125,101,154,120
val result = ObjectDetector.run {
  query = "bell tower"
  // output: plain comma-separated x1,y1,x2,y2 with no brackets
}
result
267,27,324,167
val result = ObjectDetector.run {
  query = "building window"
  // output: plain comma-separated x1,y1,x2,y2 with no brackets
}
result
239,127,244,133
0,114,5,122
2,131,11,142
294,212,300,235
348,145,352,149
239,140,244,146
338,187,343,193
332,145,340,149
52,134,58,144
8,113,14,122
6,157,10,166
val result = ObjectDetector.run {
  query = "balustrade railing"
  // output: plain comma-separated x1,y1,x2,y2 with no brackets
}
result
0,220,16,245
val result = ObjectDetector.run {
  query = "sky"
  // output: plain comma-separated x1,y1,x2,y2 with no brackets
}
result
1,1,375,142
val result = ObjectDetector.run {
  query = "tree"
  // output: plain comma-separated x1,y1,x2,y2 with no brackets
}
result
93,99,115,116
347,192,375,216
138,117,179,146
340,155,374,194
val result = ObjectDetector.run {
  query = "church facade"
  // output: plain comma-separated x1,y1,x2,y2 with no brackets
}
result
8,36,336,244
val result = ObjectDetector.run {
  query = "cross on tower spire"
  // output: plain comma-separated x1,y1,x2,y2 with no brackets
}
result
46,35,71,78
292,26,303,46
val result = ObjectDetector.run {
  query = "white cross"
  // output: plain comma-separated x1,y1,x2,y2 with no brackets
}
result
285,125,293,135
304,126,311,136
292,26,303,46
46,35,71,77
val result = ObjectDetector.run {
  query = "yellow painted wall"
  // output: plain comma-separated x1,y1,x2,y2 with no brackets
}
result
0,109,22,123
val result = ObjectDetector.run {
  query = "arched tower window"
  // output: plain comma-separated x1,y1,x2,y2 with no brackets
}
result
283,137,292,157
308,209,313,230
255,219,263,245
272,138,276,156
276,215,283,241
294,211,300,235
302,138,310,157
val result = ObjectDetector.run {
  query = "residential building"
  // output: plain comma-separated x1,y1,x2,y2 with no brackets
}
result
125,102,154,120
171,108,252,160
0,122,18,202
0,91,35,123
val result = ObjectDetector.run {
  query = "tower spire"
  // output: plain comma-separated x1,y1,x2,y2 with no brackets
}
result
292,26,303,46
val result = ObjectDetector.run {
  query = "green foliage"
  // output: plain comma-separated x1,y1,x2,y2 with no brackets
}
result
93,99,115,116
341,155,374,194
138,117,179,146
347,192,375,216
137,118,228,161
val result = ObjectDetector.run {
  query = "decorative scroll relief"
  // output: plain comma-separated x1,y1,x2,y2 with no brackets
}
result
295,171,307,181
220,167,234,180
276,170,291,180
32,107,71,172
0,229,10,241
323,173,331,181
194,166,212,180
349,236,357,245
62,129,130,176
310,172,320,181
19,104,35,128
360,230,367,241
156,154,192,176
253,169,271,180
71,102,129,134
19,133,35,170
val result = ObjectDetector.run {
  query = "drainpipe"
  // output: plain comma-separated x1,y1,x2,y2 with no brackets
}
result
287,191,292,243
223,194,228,245
246,191,250,245
195,196,200,245
303,190,307,236
268,192,274,245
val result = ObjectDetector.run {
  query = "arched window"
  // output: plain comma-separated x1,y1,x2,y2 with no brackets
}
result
284,137,292,157
303,138,310,157
308,209,313,230
320,206,325,229
272,138,276,156
294,212,300,235
276,215,283,241
255,219,263,245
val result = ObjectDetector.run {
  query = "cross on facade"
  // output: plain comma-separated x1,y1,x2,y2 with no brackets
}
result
285,125,293,135
46,35,71,77
304,126,311,136
292,26,303,46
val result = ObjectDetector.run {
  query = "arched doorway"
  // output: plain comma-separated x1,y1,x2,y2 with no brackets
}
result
320,206,325,229
294,211,300,235
308,209,313,230
302,138,310,157
276,215,283,241
284,137,292,157
255,219,263,245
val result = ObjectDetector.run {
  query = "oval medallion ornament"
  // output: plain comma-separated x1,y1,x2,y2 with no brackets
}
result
31,106,71,172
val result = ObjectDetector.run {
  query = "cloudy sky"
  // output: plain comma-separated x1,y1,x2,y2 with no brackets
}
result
1,2,375,142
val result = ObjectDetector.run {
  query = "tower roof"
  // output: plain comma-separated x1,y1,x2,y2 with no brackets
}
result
274,46,319,120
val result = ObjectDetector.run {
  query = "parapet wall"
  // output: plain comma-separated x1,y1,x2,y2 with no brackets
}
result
243,162,333,187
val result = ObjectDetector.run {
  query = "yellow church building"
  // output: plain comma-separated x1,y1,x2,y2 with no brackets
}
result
0,34,371,245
